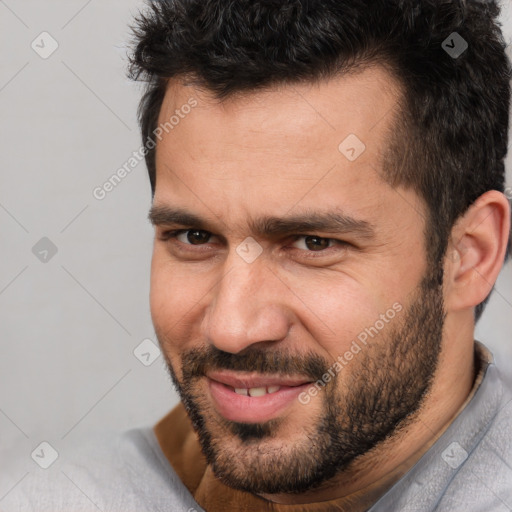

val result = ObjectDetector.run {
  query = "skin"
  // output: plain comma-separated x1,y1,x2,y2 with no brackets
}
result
148,66,510,503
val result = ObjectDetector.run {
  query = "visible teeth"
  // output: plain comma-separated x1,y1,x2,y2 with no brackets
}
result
233,386,282,396
248,387,267,397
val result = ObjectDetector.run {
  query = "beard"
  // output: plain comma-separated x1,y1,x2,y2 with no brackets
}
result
159,264,445,495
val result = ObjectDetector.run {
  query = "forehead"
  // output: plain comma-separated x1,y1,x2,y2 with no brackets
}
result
157,65,402,160
153,66,409,226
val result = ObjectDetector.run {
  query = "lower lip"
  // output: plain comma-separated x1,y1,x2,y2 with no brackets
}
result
207,379,312,423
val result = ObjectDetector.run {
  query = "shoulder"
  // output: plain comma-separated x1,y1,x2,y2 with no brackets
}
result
421,363,512,511
437,370,512,511
1,426,203,512
370,359,512,512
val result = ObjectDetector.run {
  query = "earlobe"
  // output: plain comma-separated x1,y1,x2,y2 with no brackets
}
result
444,190,510,313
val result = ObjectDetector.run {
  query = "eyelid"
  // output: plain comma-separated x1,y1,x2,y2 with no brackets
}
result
158,228,216,243
287,235,351,257
160,229,339,243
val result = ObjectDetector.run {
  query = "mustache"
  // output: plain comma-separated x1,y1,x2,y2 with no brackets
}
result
180,345,330,381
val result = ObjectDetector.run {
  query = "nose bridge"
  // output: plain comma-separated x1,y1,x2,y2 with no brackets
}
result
203,255,290,354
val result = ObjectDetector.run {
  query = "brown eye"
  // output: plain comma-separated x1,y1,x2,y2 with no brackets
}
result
291,235,334,252
183,230,211,245
303,236,331,251
288,235,349,261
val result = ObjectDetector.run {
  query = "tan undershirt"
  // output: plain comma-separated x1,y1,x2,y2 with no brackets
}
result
154,342,492,511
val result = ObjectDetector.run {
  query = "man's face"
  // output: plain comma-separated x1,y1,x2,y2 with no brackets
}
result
149,67,445,495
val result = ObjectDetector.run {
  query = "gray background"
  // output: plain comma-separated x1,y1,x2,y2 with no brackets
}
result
0,0,511,497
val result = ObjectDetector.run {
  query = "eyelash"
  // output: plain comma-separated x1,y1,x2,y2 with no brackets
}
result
158,229,348,257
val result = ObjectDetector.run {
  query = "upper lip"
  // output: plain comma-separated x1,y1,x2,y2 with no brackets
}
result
206,370,312,389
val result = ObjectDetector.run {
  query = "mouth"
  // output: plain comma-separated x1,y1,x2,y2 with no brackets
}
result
206,371,313,423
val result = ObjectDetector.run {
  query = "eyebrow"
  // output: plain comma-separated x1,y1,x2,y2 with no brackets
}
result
148,205,375,239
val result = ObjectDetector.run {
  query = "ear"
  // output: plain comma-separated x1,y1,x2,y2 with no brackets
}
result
444,190,511,313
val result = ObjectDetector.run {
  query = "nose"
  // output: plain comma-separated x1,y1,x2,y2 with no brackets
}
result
202,255,291,354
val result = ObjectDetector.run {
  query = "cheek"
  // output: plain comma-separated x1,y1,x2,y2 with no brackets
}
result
285,272,387,356
149,249,213,351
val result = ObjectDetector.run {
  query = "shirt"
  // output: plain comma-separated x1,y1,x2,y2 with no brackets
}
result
2,341,511,512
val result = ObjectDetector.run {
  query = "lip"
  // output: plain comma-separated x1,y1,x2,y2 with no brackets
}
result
207,371,313,423
207,370,311,389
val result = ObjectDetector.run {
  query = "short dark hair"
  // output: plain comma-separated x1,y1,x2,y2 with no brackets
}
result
128,0,511,321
